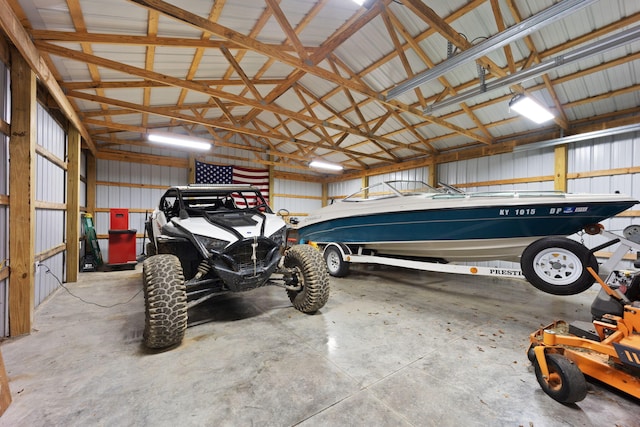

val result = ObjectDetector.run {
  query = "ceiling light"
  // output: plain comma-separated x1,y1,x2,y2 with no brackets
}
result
509,94,554,124
148,132,211,151
352,0,376,8
309,160,343,171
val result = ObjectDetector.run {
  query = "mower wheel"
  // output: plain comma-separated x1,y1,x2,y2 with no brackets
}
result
285,244,330,313
534,353,587,403
521,237,598,295
142,254,187,349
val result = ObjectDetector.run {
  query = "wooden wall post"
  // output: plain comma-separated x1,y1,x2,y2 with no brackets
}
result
428,158,437,187
8,46,36,336
321,182,328,207
66,126,80,282
188,154,195,183
86,151,96,216
554,144,568,192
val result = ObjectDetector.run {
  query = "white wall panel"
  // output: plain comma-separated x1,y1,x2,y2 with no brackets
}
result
95,159,188,264
34,252,64,307
369,167,429,185
273,178,322,214
0,61,9,336
34,105,67,308
567,133,640,269
438,148,554,192
328,178,361,199
0,132,8,337
0,61,7,122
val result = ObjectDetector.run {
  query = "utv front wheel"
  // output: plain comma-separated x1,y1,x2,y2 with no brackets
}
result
285,245,330,313
142,254,188,349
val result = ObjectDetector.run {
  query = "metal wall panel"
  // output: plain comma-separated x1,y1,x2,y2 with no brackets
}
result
272,178,322,215
568,133,640,268
95,159,188,262
34,252,64,307
34,104,67,307
0,134,8,337
369,167,430,185
0,61,7,122
0,61,9,336
328,178,361,200
438,149,555,192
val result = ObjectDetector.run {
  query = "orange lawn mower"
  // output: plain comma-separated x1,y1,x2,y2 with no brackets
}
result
527,266,640,403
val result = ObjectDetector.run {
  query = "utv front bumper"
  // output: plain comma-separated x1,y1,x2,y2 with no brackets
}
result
212,237,282,292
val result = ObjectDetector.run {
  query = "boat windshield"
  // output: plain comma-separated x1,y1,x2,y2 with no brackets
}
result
343,180,441,201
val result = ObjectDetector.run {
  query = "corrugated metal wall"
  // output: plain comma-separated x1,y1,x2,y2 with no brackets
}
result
568,134,640,268
0,59,8,336
438,148,555,192
369,167,431,186
272,178,322,216
34,103,67,307
94,160,188,262
328,178,361,201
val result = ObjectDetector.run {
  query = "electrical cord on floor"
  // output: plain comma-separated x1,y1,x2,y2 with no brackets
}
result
39,263,142,308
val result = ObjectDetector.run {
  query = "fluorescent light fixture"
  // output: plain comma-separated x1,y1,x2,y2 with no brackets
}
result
352,0,376,8
309,160,343,171
148,131,211,151
509,94,554,124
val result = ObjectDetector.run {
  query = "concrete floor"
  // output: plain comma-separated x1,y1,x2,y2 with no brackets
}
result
0,263,638,426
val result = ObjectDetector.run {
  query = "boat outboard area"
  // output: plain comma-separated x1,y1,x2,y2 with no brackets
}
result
295,180,639,296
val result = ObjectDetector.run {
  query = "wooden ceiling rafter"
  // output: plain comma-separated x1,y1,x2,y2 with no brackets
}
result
37,42,418,161
380,2,427,110
6,0,639,173
291,84,375,168
68,90,398,164
126,0,491,146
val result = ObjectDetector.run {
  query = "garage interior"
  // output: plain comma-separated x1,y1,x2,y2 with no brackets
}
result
0,0,639,425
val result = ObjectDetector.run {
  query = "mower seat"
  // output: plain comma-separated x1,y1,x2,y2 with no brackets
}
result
591,273,640,320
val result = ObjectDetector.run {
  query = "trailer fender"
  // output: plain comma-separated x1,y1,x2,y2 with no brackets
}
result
322,243,352,277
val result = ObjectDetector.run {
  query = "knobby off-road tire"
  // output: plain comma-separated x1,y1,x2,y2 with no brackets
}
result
285,244,330,313
142,254,188,349
145,242,156,257
520,237,598,296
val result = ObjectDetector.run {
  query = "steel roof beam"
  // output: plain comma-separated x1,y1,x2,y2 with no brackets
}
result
386,0,599,100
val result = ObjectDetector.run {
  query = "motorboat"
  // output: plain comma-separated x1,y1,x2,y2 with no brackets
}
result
296,180,638,263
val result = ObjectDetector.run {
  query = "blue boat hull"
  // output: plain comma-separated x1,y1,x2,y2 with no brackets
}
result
298,200,636,261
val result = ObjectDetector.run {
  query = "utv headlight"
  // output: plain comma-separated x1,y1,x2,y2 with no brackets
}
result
270,226,287,247
195,235,230,253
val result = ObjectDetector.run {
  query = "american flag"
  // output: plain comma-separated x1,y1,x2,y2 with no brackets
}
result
195,160,270,204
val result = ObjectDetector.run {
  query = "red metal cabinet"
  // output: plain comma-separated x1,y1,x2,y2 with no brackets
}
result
108,209,137,265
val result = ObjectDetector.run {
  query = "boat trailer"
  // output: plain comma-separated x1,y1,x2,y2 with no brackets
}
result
316,225,640,295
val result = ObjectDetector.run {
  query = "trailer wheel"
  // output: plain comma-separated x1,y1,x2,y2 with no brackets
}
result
520,237,598,295
534,353,587,403
285,245,330,313
142,254,187,349
324,245,350,277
